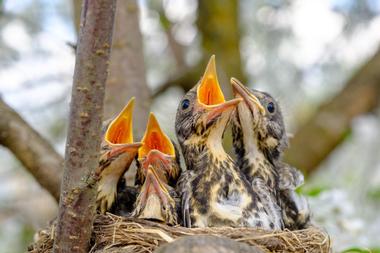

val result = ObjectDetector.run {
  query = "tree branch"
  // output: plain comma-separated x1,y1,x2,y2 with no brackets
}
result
285,48,380,174
53,0,117,252
0,97,63,201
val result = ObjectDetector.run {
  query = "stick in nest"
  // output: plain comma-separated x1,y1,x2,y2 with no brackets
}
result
28,213,331,253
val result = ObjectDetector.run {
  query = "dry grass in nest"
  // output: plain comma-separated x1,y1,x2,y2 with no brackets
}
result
29,213,331,253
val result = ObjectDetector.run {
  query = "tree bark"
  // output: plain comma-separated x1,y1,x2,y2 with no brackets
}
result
72,0,150,136
103,0,151,137
0,98,63,201
53,0,116,252
285,49,380,174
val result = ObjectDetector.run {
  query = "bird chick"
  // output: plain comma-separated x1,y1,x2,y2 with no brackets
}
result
230,78,311,229
131,113,180,225
96,98,142,214
176,56,279,229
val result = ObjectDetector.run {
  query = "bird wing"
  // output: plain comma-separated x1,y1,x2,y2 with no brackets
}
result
277,163,304,190
276,163,311,229
176,169,193,228
279,189,311,229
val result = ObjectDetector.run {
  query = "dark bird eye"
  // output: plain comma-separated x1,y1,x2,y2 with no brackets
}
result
181,99,190,110
267,102,275,113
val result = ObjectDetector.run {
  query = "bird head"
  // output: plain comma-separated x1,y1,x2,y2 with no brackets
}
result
133,113,179,224
175,56,242,148
231,78,287,161
97,98,142,214
137,113,179,184
103,97,142,159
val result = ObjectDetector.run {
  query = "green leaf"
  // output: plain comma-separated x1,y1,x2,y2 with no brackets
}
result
298,185,328,197
341,247,371,253
367,188,380,201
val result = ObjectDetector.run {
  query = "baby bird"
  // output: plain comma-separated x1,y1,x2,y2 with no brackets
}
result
176,56,281,229
230,78,311,229
131,113,181,225
96,98,142,214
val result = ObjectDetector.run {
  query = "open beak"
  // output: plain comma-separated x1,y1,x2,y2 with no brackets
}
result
145,165,170,196
104,97,142,159
138,113,175,159
197,55,242,123
230,77,265,115
107,142,142,159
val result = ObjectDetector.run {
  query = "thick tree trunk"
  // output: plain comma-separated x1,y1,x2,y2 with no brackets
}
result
0,98,63,201
285,49,380,174
53,0,116,252
104,0,151,137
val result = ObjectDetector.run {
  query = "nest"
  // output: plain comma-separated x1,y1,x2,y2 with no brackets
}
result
29,213,331,253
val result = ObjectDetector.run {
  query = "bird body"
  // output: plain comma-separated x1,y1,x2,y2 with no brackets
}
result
176,56,282,229
131,113,181,225
96,98,142,214
231,78,311,230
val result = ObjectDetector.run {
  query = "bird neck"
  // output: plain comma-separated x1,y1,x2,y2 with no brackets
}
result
182,132,231,171
234,119,277,188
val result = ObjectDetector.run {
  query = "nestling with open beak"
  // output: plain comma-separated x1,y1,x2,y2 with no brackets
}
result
131,113,181,225
231,77,311,229
176,56,281,229
96,98,142,214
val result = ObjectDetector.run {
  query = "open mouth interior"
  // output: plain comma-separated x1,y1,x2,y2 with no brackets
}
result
138,113,175,159
105,98,134,145
197,55,225,107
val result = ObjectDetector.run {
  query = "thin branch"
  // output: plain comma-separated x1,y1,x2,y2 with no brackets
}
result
0,97,63,201
53,0,117,252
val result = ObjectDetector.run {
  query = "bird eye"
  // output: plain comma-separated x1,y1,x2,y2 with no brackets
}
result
267,102,275,113
181,99,190,110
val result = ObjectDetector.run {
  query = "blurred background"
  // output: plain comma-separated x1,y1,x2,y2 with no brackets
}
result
0,0,380,252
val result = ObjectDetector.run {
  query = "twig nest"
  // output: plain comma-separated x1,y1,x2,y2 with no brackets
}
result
29,213,331,253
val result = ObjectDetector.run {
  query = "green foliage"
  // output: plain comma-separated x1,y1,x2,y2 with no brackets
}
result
297,185,329,197
367,187,380,201
341,247,380,253
20,224,35,251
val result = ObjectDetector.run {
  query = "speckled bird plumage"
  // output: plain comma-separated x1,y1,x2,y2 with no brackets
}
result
176,85,283,229
131,113,181,225
96,98,141,214
131,152,180,225
96,140,138,213
231,78,311,230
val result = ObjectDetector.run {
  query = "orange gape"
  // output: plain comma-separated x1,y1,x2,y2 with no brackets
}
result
197,55,225,106
138,113,175,159
105,98,134,145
